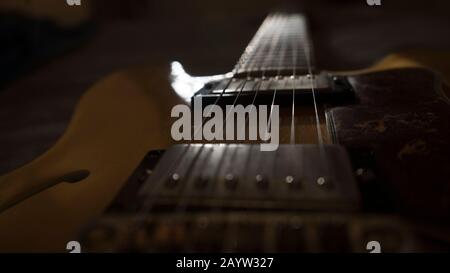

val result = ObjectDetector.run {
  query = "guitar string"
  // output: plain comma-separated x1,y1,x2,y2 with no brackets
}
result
183,14,281,251
223,14,280,133
290,17,299,144
191,12,273,141
193,14,277,225
303,19,324,146
267,15,294,206
129,63,236,241
219,13,283,251
168,14,322,251
127,14,276,251
214,13,282,250
130,90,237,242
127,13,307,251
169,77,249,227
129,13,313,251
222,13,278,125
223,13,287,251
162,14,277,250
218,14,321,249
288,15,301,194
285,14,318,197
130,67,235,237
301,15,330,182
266,14,288,146
178,14,276,217
129,35,243,246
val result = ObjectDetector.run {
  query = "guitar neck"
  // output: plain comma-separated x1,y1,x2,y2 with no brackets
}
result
233,13,315,77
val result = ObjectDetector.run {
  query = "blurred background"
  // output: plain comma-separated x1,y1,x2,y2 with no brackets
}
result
0,0,449,175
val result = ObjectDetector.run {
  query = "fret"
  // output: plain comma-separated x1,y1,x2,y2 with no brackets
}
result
233,13,314,77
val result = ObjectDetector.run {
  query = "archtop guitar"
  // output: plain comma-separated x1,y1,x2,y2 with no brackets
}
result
0,11,449,253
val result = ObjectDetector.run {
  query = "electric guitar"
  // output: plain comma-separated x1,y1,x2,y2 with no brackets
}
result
0,12,449,252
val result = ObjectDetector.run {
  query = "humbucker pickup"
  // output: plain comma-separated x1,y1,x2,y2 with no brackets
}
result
194,73,354,106
138,144,360,212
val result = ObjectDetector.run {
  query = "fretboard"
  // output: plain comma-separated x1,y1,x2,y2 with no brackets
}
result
233,13,314,77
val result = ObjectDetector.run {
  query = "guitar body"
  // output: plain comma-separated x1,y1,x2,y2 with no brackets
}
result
0,50,449,252
0,66,183,251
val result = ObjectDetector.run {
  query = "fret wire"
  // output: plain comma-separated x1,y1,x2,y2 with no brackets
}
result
234,14,274,72
260,14,285,73
235,13,313,76
265,14,288,143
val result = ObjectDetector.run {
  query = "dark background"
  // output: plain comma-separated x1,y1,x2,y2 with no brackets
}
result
0,0,449,175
